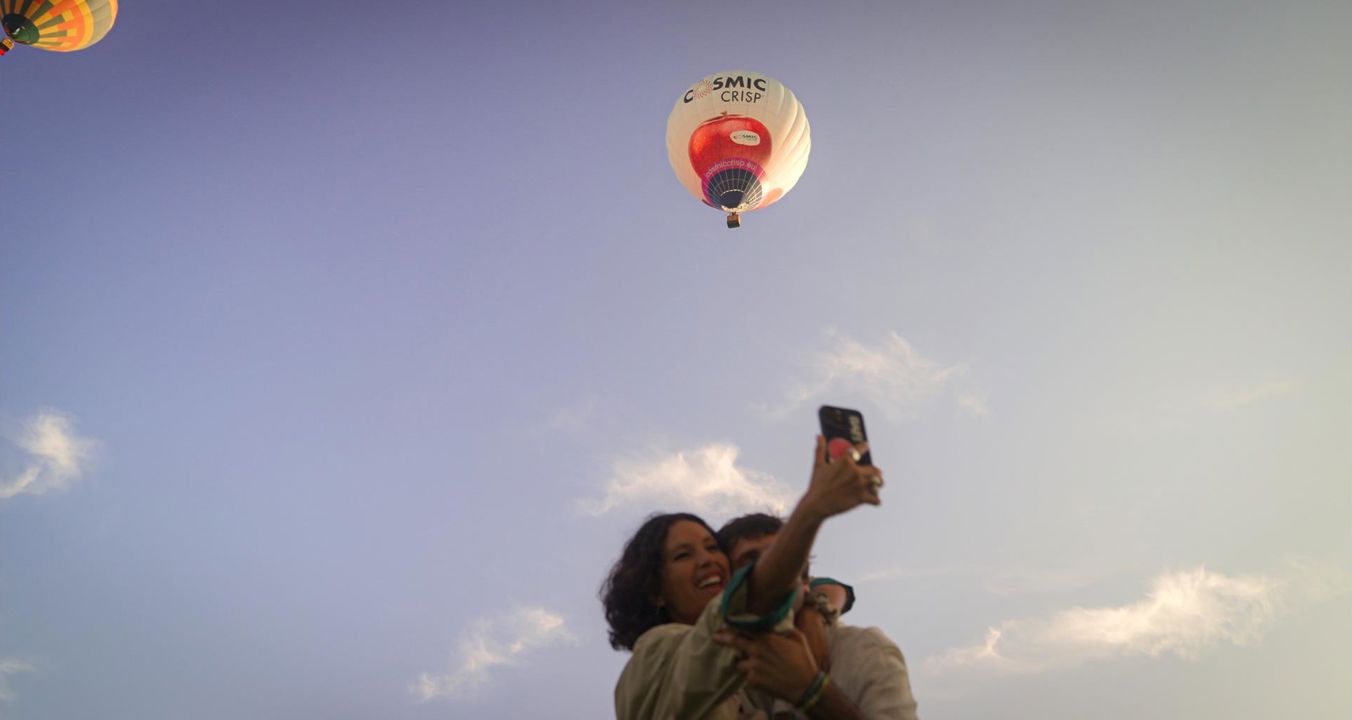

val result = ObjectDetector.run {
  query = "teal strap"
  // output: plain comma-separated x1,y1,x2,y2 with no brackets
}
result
719,561,798,632
809,577,856,615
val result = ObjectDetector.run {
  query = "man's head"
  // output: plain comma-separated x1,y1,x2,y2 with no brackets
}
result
717,513,803,577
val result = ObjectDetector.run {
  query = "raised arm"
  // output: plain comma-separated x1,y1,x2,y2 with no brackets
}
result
746,436,882,615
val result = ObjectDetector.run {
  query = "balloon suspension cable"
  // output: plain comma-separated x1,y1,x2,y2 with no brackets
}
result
726,212,741,229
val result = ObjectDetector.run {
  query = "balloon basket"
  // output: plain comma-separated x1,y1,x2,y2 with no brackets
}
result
726,212,741,229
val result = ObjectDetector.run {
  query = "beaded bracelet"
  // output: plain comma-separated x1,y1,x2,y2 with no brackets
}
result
796,671,831,713
809,589,841,626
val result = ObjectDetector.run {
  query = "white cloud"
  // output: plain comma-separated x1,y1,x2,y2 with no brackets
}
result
956,391,992,418
578,443,794,518
550,396,601,433
1208,379,1298,409
0,659,34,702
0,411,95,501
412,607,574,702
981,569,1097,596
775,331,969,421
926,564,1348,675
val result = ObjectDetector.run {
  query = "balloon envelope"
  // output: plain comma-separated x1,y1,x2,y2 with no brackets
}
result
1,0,118,53
666,71,811,224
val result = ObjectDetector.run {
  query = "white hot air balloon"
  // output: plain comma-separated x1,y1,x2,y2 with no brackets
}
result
666,71,811,228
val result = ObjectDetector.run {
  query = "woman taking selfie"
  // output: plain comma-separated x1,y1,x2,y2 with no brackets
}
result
600,436,884,719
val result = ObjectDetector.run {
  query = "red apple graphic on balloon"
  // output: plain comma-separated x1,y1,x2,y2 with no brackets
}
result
688,113,773,209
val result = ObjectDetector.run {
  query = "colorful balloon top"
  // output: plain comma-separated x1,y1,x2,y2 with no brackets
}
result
666,71,811,228
2,0,118,53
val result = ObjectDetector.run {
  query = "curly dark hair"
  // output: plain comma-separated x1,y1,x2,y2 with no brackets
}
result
600,512,718,651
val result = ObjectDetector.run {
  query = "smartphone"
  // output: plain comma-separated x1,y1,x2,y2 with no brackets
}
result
818,405,871,465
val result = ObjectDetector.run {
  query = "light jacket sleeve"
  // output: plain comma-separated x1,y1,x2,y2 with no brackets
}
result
614,563,797,720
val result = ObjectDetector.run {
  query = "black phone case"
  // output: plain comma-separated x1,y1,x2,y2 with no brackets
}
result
818,405,871,465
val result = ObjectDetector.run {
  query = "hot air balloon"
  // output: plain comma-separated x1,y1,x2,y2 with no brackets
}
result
0,0,117,57
666,71,811,228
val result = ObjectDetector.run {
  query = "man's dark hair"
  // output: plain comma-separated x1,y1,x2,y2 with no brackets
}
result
600,512,719,651
716,512,784,556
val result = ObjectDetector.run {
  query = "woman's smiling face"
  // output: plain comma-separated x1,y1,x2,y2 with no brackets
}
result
657,520,730,624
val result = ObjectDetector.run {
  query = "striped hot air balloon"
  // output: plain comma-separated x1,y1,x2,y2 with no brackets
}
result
0,0,118,57
666,71,811,229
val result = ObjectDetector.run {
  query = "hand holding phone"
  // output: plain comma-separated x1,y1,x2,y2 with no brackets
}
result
818,405,872,466
802,406,884,519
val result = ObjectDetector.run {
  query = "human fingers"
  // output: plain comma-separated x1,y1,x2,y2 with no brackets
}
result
840,456,882,490
814,434,827,468
713,629,754,654
765,628,814,657
861,465,884,506
756,630,821,697
826,460,882,509
762,628,808,652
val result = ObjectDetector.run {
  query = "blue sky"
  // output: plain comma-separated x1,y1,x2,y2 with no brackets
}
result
2,1,1349,718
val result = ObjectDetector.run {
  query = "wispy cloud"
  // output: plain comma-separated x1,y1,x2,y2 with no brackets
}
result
956,391,991,418
855,564,966,584
1,411,95,501
981,569,1098,596
1208,379,1298,409
411,607,574,702
857,566,929,583
0,659,34,702
774,331,972,421
927,564,1349,675
856,565,1092,593
578,443,794,518
550,396,601,433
